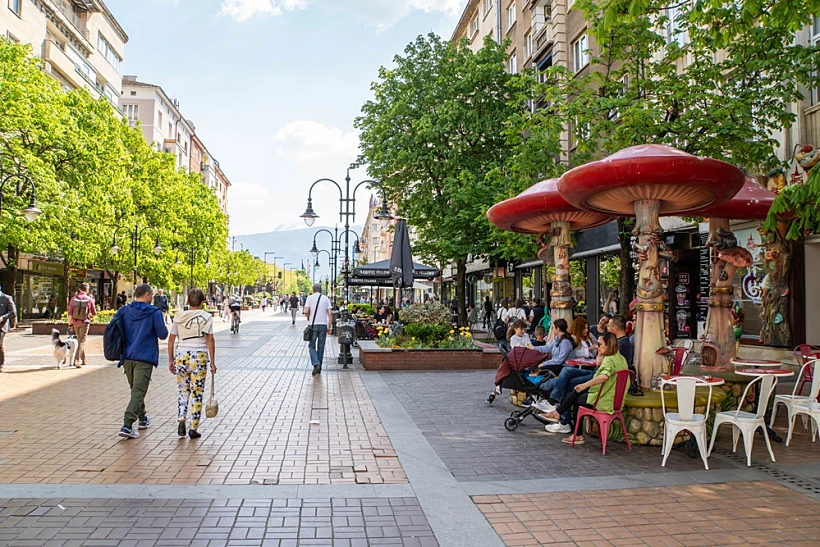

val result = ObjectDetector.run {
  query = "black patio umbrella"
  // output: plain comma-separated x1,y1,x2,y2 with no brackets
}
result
352,260,440,278
389,219,414,289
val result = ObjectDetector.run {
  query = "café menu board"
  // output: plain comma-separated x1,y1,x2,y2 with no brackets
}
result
698,231,709,322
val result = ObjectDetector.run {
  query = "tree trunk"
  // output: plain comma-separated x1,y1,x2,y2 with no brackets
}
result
761,221,792,347
702,218,737,370
62,258,71,313
633,200,668,387
549,221,574,324
456,259,467,326
7,245,18,316
618,218,635,316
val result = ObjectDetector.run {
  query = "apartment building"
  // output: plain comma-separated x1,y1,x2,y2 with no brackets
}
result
359,195,396,264
1,0,127,106
191,135,231,216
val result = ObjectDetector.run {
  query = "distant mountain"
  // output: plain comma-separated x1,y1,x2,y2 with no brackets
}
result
233,225,363,274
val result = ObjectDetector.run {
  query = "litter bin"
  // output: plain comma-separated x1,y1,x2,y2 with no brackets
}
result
337,320,356,368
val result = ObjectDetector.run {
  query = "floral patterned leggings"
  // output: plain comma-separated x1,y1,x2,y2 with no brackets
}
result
176,351,209,431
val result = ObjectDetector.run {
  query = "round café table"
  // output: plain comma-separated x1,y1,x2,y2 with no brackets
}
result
735,367,794,442
566,358,597,368
661,375,725,387
731,358,783,369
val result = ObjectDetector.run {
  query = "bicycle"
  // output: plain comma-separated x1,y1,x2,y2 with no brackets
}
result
231,309,241,334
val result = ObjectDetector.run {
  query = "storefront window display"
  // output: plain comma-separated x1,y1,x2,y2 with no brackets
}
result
731,227,765,339
19,273,66,321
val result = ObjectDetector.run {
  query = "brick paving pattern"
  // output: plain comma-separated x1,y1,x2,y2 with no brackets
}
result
384,371,729,482
0,497,437,546
0,315,404,485
474,481,820,546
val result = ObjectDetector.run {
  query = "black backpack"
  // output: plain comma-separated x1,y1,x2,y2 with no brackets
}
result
103,309,126,366
492,318,507,341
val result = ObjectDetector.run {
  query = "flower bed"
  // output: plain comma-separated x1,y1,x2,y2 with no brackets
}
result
32,309,116,335
359,341,500,370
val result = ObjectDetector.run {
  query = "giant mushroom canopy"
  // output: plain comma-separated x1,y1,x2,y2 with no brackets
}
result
687,178,775,370
558,145,745,386
488,178,613,323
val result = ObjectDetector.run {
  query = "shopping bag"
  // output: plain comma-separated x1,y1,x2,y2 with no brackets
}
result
205,373,219,418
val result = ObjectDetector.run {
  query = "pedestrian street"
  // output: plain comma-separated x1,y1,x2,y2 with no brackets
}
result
1,310,820,546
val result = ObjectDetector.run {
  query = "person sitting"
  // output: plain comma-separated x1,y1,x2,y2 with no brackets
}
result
507,319,531,348
542,331,628,445
607,315,633,368
569,317,598,359
589,314,610,338
531,325,547,347
531,318,576,373
373,305,390,323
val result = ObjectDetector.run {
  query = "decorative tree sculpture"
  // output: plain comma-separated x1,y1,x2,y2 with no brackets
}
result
687,178,775,369
559,145,744,387
487,179,612,323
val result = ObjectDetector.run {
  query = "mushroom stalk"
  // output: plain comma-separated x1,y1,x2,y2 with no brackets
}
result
632,199,668,387
703,218,737,370
549,220,574,324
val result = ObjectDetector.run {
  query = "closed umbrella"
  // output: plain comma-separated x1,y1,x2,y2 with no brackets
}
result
389,219,414,289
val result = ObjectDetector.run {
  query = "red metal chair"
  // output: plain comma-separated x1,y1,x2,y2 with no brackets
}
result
670,347,690,376
571,369,634,455
795,345,820,396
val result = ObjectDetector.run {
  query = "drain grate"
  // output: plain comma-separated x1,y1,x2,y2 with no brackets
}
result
713,447,820,496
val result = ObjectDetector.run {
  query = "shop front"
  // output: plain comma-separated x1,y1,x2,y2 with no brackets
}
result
14,257,66,321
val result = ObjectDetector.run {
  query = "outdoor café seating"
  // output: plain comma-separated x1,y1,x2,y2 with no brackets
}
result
660,376,715,470
772,359,820,443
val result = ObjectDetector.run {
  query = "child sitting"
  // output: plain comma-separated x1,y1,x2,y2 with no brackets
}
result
507,319,532,348
532,325,547,346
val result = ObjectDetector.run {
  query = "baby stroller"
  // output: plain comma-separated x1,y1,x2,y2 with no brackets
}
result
493,346,555,431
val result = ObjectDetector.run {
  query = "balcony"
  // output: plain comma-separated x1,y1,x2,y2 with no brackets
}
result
533,23,552,57
43,40,86,90
47,0,90,42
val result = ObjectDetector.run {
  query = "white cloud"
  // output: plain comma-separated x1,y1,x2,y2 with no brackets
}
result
220,0,464,28
272,120,360,162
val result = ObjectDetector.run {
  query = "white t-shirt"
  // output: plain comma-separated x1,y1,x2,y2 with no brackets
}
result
503,307,527,324
305,293,332,326
171,310,213,352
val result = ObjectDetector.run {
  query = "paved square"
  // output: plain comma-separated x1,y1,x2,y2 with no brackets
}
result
474,481,820,546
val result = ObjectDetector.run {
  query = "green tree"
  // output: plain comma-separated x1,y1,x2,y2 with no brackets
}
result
355,34,555,323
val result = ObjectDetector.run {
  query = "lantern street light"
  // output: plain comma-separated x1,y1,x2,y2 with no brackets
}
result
110,223,162,285
0,171,41,222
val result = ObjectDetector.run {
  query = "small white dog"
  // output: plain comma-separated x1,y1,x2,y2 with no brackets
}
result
51,328,78,369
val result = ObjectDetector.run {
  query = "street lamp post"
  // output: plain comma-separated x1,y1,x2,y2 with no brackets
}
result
0,171,42,222
314,248,333,286
110,223,162,286
175,245,211,290
310,227,364,307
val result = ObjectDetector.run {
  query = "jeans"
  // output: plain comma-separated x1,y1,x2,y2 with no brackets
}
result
554,388,592,431
291,308,298,323
551,368,595,405
73,322,89,365
309,325,328,369
123,359,154,427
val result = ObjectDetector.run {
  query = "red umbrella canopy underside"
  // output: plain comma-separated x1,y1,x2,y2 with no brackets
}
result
558,145,745,216
487,178,613,234
686,177,775,220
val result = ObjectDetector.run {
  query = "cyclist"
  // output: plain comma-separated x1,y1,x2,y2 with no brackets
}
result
228,294,242,331
289,292,300,325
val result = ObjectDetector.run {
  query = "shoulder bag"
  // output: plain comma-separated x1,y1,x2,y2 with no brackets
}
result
303,296,319,342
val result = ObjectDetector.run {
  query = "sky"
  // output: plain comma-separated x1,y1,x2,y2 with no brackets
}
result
105,0,467,236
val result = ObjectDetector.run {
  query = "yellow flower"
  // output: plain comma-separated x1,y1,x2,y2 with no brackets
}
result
465,333,472,338
449,330,455,334
448,336,453,341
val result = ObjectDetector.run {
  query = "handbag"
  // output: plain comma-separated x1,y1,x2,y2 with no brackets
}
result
205,373,219,418
303,296,320,341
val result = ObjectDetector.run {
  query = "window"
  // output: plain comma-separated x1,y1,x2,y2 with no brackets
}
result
158,111,163,127
524,31,532,59
572,33,589,73
103,83,117,103
508,52,518,74
6,31,19,43
168,122,172,136
123,104,139,123
507,2,516,29
812,17,820,105
65,46,96,82
469,16,478,38
8,0,22,17
129,90,136,96
666,5,687,47
97,34,121,70
484,0,493,16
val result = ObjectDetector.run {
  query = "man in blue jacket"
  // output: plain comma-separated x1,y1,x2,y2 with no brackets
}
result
118,283,169,439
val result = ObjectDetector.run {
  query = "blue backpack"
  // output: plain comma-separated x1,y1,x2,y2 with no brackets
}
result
103,309,126,366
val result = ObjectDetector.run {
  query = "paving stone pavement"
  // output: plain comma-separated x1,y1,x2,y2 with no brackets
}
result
4,309,820,546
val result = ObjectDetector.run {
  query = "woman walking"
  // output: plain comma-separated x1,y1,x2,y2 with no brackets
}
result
168,289,216,439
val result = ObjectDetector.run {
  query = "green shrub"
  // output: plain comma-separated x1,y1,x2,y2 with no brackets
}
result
403,323,449,344
350,304,375,316
400,302,451,326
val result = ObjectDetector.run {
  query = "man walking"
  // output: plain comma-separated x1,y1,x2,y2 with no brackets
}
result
68,282,97,368
0,286,16,373
289,292,300,325
304,283,333,376
117,283,168,439
153,288,170,324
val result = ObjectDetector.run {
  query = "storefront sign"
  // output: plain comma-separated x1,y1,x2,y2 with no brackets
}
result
31,262,64,276
742,273,763,304
698,231,709,322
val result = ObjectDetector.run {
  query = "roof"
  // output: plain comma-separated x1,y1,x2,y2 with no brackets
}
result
451,0,480,42
91,0,129,43
121,76,195,135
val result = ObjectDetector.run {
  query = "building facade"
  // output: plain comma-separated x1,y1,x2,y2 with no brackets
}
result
1,0,127,106
191,134,231,216
359,195,396,265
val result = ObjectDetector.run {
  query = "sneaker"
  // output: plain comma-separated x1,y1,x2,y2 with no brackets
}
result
533,400,556,413
188,429,201,439
487,393,496,404
545,422,572,434
138,416,151,430
312,365,321,376
118,426,139,439
178,421,186,437
521,397,534,407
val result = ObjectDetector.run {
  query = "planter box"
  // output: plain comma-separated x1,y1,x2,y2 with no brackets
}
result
359,340,501,371
31,322,108,335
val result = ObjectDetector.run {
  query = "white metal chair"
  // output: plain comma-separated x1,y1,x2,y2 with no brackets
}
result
788,400,820,446
708,374,778,466
661,377,713,470
772,359,820,443
675,339,694,351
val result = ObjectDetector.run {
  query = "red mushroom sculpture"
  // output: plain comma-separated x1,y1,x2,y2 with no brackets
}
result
558,145,745,387
687,177,775,370
488,179,613,323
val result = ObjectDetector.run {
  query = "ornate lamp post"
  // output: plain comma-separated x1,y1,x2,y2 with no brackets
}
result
0,171,42,222
110,223,162,285
174,245,211,290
